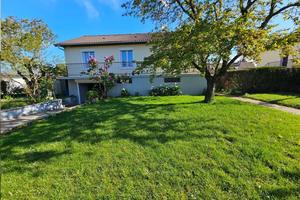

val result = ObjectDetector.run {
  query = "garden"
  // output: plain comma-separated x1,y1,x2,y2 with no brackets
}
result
1,96,299,199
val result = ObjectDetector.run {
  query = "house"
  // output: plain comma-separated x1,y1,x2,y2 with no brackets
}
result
256,43,300,68
0,72,26,96
55,33,206,104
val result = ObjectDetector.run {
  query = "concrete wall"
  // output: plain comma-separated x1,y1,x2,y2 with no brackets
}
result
1,99,64,120
109,74,206,97
69,74,207,103
64,44,151,76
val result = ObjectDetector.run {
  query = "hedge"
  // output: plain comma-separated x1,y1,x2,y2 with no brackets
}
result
216,67,300,94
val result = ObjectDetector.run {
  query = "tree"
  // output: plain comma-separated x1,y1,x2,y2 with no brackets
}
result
123,0,300,102
83,55,116,99
1,16,56,102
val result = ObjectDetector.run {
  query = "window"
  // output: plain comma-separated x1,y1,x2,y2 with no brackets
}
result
164,77,181,83
116,76,132,84
82,51,95,69
120,50,133,67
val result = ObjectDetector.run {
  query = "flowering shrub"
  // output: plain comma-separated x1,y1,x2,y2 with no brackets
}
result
85,55,116,99
87,56,98,69
149,85,182,96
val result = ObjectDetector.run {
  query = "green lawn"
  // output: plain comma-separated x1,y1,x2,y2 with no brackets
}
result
1,96,299,199
0,98,32,110
245,93,300,109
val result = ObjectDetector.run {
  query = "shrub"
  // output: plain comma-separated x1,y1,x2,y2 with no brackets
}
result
10,86,26,98
216,67,300,94
121,88,130,97
86,90,99,103
149,85,182,96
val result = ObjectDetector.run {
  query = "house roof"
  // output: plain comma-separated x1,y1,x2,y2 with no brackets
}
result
55,33,152,47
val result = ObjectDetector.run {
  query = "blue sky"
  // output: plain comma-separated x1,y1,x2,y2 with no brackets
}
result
2,0,155,62
2,0,295,63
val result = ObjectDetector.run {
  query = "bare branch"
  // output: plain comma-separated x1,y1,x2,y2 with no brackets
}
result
217,54,242,77
174,0,196,21
260,1,300,29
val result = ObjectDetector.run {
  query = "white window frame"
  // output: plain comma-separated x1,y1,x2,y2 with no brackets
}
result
81,50,95,70
120,49,134,68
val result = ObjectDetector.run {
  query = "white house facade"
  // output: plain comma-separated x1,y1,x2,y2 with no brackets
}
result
55,33,206,104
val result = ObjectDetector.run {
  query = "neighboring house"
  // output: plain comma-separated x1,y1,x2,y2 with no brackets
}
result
0,72,26,95
232,59,256,70
55,33,206,104
257,44,300,68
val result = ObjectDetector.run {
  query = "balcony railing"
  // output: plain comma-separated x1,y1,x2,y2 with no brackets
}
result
67,62,138,76
66,61,200,77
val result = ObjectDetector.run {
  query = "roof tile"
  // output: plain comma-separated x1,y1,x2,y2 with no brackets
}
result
55,33,152,47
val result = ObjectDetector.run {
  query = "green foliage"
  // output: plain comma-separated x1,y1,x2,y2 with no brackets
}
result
120,88,130,97
10,86,26,98
149,85,182,96
53,63,67,77
1,96,300,198
86,90,99,103
83,56,116,99
0,97,32,110
217,67,300,94
1,16,56,102
124,0,300,102
245,93,300,109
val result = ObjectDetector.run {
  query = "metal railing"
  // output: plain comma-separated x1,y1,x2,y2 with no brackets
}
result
66,61,200,77
66,62,137,76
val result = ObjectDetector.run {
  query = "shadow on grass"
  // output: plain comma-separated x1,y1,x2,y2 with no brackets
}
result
0,97,242,174
266,186,300,199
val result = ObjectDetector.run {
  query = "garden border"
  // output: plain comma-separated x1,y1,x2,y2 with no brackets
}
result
1,99,64,120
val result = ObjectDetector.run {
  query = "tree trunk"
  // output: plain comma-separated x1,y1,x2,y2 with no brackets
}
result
204,76,216,103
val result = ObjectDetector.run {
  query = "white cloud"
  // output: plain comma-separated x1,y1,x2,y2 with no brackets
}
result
77,0,100,19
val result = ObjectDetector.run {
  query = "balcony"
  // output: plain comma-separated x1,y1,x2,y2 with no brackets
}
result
67,62,138,77
66,61,200,77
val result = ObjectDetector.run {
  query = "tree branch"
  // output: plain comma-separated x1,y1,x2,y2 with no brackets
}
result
217,54,242,77
175,0,196,21
260,1,300,29
241,0,258,15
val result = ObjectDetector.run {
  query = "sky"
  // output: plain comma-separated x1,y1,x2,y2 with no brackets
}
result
1,0,155,63
1,0,295,63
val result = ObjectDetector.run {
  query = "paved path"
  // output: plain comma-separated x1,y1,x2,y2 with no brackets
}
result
0,106,79,134
231,97,300,115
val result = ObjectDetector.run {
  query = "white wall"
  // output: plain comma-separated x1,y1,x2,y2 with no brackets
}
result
110,74,206,97
64,44,151,76
67,74,206,104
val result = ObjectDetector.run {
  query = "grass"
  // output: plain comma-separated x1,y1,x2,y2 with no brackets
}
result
0,98,32,110
244,93,300,109
1,96,299,199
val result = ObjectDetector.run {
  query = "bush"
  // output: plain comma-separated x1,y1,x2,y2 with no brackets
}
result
217,67,300,94
10,86,26,98
149,85,182,96
121,88,130,97
86,90,99,103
